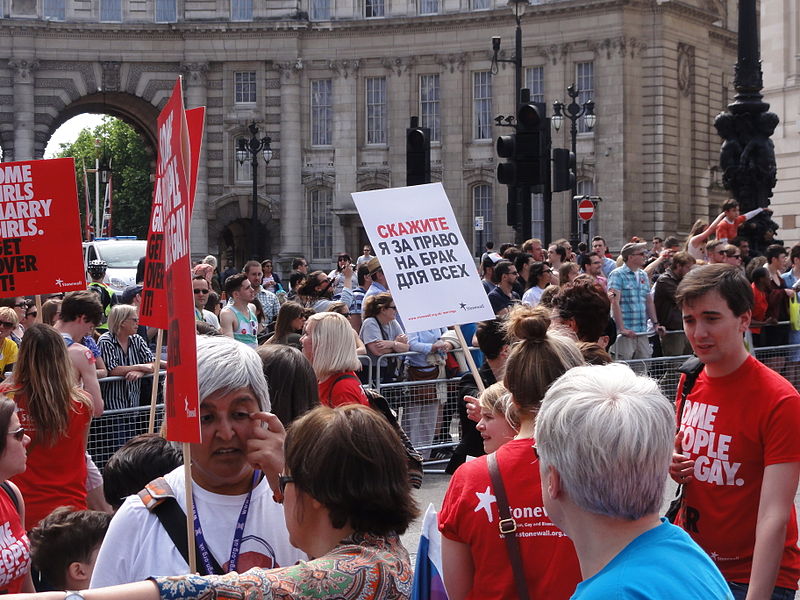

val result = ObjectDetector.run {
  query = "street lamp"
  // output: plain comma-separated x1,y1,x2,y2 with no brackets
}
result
552,84,596,246
236,122,272,260
491,0,532,244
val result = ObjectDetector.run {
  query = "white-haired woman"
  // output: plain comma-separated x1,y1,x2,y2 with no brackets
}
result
91,335,304,587
535,363,731,598
301,312,369,408
97,304,154,411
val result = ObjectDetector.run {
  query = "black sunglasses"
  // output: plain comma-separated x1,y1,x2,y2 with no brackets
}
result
8,426,24,441
278,474,294,495
14,302,27,308
193,289,209,294
0,320,14,328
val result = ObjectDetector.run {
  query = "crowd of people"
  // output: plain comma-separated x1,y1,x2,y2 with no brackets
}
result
0,203,798,598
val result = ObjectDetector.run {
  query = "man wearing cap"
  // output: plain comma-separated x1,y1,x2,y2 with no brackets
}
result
608,242,665,359
480,252,503,294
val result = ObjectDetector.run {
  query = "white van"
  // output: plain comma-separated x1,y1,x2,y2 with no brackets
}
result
82,237,146,292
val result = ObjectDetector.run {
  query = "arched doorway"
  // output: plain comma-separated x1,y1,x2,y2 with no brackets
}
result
210,195,279,270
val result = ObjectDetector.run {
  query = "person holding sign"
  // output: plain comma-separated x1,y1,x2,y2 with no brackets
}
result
90,335,303,587
219,273,258,349
6,405,418,600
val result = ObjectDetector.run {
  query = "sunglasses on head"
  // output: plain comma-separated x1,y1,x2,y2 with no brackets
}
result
8,426,24,441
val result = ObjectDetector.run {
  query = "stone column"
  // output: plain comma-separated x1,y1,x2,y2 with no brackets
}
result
276,62,304,270
9,58,38,162
331,60,359,253
181,62,210,259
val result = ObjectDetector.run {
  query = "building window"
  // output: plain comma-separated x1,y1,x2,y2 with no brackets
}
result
419,74,440,143
473,72,492,140
531,192,544,241
311,79,333,146
473,184,493,256
310,0,331,20
419,0,438,14
525,66,544,103
231,0,252,20
100,0,122,22
234,72,256,104
155,0,176,22
366,77,387,145
43,0,65,19
365,0,384,17
472,0,490,9
234,137,253,183
576,61,594,133
309,189,334,260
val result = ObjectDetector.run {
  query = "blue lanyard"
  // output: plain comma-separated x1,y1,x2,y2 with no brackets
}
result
192,469,260,575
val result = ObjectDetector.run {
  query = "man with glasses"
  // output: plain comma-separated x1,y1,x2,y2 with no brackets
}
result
706,240,727,265
487,260,520,316
356,244,374,266
192,275,220,331
608,242,665,359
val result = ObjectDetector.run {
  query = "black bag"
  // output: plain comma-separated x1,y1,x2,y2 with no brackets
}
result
328,375,424,489
665,355,704,523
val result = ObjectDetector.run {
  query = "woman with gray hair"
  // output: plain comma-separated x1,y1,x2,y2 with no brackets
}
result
97,304,155,411
90,335,304,587
534,363,731,598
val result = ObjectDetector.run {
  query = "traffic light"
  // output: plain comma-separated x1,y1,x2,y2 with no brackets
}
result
406,116,431,186
514,101,545,186
552,147,576,192
496,133,517,185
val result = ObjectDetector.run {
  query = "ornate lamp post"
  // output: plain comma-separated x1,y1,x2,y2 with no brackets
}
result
236,122,272,260
552,85,596,246
713,0,779,255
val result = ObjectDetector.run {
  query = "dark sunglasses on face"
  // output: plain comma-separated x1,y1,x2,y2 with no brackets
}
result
14,302,27,308
8,426,24,441
26,311,37,318
193,289,209,294
0,321,14,328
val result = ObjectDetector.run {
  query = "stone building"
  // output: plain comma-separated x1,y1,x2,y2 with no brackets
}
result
0,0,738,270
761,0,800,245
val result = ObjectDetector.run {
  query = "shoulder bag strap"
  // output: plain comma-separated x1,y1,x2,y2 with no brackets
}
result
327,373,359,404
487,452,530,600
0,481,19,513
142,479,224,576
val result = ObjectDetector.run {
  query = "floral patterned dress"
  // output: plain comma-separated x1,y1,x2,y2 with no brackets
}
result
155,532,412,600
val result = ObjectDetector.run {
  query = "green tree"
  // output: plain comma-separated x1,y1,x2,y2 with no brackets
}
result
57,116,154,239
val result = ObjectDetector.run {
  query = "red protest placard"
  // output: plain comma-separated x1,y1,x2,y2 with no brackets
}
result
159,78,200,443
185,106,205,212
139,175,166,329
0,158,85,298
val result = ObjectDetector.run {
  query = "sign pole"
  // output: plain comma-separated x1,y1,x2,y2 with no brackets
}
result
453,325,485,395
148,328,164,434
182,444,196,573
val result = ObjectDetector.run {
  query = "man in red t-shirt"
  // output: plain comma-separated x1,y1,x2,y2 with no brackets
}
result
671,264,800,599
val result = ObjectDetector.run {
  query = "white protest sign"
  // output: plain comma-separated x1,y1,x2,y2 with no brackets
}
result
352,183,495,332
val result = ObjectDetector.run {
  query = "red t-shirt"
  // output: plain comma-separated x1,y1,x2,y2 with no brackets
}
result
716,215,746,241
675,355,800,589
750,283,768,335
438,438,581,600
317,372,369,408
0,486,31,593
8,392,91,530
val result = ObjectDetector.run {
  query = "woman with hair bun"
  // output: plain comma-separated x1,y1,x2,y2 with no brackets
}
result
439,305,585,600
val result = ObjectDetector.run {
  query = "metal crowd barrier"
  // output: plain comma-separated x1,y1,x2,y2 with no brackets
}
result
86,343,800,474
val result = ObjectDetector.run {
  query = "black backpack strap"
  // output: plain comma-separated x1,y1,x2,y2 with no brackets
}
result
327,373,360,405
0,481,19,513
139,477,224,575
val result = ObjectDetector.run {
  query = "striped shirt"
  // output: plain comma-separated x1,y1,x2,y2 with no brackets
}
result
98,332,154,411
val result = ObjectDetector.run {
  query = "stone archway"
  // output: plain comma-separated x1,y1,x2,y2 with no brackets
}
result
208,194,280,268
48,92,160,154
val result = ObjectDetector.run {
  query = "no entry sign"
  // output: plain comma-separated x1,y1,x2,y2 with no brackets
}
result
578,198,594,221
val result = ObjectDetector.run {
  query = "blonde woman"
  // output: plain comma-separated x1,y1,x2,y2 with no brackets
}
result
475,383,519,454
301,312,368,408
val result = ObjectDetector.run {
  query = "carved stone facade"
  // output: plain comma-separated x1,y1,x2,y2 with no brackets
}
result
761,0,800,244
0,0,738,268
